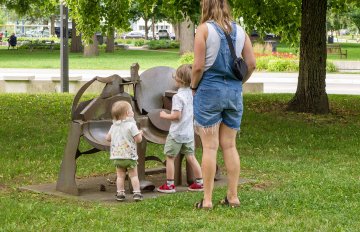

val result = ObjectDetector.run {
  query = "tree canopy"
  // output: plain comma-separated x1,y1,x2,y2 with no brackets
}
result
66,0,130,44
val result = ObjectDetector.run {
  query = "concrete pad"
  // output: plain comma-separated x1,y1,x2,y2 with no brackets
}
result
19,173,253,204
3,76,35,81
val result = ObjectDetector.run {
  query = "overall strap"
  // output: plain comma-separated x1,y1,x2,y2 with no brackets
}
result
207,21,225,38
224,27,237,61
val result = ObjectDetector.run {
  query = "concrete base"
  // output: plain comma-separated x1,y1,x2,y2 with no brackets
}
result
19,173,253,204
333,60,360,72
0,80,108,94
243,82,264,93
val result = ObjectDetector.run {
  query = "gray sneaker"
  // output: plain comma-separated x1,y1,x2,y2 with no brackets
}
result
133,193,143,202
116,192,126,202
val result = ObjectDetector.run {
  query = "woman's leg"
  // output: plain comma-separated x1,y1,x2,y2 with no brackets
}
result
219,123,240,205
198,126,220,208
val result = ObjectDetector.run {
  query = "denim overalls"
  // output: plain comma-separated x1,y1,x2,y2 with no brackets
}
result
194,21,243,130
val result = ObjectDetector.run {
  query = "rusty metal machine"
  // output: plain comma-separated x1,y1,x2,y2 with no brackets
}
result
56,64,195,195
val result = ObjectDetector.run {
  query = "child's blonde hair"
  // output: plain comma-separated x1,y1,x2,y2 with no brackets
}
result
111,101,131,120
175,64,192,87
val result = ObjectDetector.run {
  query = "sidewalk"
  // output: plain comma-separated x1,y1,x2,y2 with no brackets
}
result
0,68,359,95
0,68,131,80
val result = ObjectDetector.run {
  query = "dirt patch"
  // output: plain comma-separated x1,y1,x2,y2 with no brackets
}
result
251,182,273,191
19,173,254,204
247,101,287,114
0,183,7,191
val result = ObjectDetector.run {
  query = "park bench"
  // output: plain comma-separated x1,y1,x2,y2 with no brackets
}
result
114,42,129,50
20,40,56,51
327,44,347,59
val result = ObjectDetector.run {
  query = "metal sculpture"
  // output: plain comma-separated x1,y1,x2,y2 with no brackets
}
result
56,64,195,195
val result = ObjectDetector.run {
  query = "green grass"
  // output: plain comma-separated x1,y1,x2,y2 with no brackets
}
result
0,48,181,70
1,93,360,231
277,42,360,60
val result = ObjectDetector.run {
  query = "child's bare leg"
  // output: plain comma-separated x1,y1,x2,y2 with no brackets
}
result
185,154,202,179
116,167,126,192
128,167,140,192
166,156,175,180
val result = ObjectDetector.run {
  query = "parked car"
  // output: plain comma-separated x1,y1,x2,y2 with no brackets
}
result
158,29,170,39
146,32,158,40
54,27,72,38
250,31,280,42
169,32,176,40
121,31,145,39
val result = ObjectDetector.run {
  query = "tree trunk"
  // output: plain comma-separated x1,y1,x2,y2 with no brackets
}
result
287,0,329,114
42,19,49,35
152,17,155,39
106,29,115,53
173,23,180,41
71,20,82,53
179,18,194,55
83,34,99,56
50,15,55,36
144,18,149,40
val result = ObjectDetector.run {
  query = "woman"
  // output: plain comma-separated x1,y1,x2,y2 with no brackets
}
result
191,0,256,209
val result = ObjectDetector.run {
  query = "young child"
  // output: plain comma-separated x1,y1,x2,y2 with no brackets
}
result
157,64,204,193
106,101,144,201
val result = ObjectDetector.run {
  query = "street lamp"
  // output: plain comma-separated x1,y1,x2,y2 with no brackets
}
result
60,0,69,92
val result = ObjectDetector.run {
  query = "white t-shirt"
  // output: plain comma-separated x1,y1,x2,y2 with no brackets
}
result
169,87,194,143
108,117,140,160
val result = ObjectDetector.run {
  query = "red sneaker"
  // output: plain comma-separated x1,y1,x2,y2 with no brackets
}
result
188,182,204,192
157,183,176,193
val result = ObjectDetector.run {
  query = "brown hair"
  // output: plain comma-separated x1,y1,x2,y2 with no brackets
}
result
200,0,233,34
175,64,192,87
111,101,131,120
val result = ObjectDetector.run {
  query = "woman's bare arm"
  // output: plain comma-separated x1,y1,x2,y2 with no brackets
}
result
242,34,256,83
191,23,208,89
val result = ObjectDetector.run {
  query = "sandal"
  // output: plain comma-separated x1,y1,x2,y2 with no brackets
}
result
219,197,240,208
194,199,213,210
133,192,143,202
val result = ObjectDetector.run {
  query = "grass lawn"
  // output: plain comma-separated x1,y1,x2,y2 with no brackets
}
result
0,48,181,70
0,93,360,231
277,42,360,60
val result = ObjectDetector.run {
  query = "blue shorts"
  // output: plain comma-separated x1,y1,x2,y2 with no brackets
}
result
193,83,243,130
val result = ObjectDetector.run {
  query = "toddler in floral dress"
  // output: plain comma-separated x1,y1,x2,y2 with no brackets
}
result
106,101,143,201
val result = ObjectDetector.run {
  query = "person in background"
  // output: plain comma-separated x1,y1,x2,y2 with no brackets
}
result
8,33,17,49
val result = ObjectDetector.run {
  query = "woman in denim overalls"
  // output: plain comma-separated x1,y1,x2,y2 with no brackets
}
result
191,0,256,209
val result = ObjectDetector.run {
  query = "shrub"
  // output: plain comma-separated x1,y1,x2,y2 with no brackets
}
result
267,59,299,72
98,44,107,49
134,39,145,47
147,40,178,49
18,39,60,50
326,61,337,72
114,38,126,44
179,52,194,65
170,41,180,48
255,56,272,70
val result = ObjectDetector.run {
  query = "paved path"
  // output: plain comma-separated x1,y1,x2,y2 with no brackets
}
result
249,72,360,95
0,68,359,95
